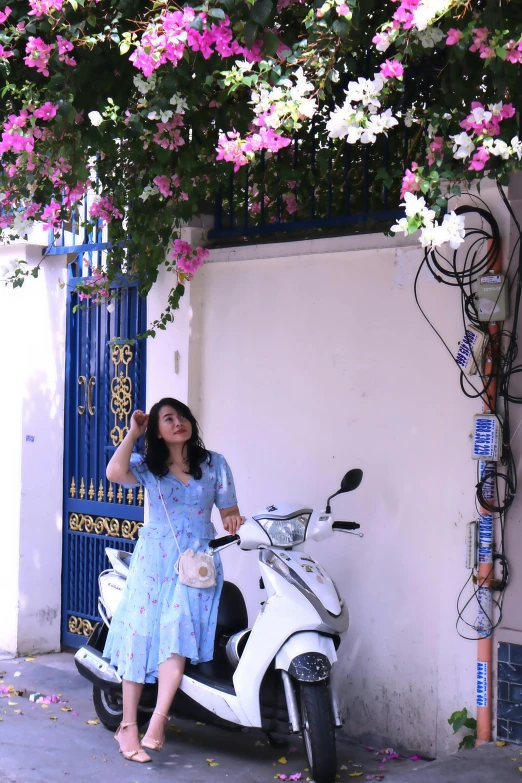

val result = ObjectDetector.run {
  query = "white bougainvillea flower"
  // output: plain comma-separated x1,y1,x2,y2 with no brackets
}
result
88,110,103,126
450,132,476,160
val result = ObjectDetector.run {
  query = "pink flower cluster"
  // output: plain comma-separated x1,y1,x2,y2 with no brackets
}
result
64,179,90,209
0,44,12,59
89,196,124,225
78,270,111,302
171,239,209,275
445,28,462,46
469,27,495,59
41,200,61,230
28,0,64,16
216,128,291,172
427,135,444,166
389,0,421,31
454,26,522,64
0,6,12,24
153,175,173,198
0,111,34,155
380,59,404,79
152,116,185,151
460,101,515,137
24,36,54,76
468,146,491,172
56,35,76,66
33,101,58,120
400,163,421,199
131,7,262,78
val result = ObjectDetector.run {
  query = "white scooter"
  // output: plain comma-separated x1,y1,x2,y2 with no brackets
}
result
74,469,363,783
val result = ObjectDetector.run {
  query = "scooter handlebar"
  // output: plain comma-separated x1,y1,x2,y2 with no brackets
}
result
332,521,360,531
208,534,241,550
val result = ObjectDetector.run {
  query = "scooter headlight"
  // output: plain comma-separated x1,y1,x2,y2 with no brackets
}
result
255,512,311,547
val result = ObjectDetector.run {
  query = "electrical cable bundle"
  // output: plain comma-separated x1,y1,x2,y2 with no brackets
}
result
413,183,522,640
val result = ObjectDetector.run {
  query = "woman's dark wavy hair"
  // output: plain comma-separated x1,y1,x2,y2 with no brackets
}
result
144,398,211,480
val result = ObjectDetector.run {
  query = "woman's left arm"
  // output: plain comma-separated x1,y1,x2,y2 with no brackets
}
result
219,505,245,535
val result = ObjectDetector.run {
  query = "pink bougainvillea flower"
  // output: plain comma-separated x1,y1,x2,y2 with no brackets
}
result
171,239,209,274
153,175,173,198
446,28,462,46
468,145,490,171
380,58,404,79
0,6,12,24
28,0,64,16
33,102,58,121
400,167,422,198
24,37,54,77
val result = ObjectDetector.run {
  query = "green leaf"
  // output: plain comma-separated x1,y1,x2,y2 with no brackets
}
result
333,19,351,38
458,734,476,751
420,180,431,194
119,40,130,54
244,21,259,49
69,0,78,10
87,14,96,27
208,8,226,19
448,709,469,734
263,31,280,57
250,0,273,25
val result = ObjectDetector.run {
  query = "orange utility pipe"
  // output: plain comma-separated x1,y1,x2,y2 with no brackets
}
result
476,242,502,745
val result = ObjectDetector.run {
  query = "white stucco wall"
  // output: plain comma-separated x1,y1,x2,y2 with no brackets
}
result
149,183,506,758
0,244,67,655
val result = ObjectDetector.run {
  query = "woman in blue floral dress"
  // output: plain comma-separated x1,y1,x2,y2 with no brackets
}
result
103,397,244,763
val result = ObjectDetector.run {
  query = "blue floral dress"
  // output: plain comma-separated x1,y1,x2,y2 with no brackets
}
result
103,451,237,683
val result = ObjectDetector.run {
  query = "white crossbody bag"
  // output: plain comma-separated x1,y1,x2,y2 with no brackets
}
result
157,480,216,589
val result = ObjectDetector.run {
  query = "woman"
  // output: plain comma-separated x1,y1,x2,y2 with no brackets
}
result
103,397,244,763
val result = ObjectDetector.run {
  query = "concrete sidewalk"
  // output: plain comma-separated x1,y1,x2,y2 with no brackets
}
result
0,653,520,783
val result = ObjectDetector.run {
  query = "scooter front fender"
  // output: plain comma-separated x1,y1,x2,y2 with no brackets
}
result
275,632,337,682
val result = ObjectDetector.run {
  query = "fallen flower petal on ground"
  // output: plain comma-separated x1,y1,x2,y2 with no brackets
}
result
409,755,422,761
86,719,99,725
278,757,288,764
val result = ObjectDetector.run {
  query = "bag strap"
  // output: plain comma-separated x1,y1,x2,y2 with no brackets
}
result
157,479,183,558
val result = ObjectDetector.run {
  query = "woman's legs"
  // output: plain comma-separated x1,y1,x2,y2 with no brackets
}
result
143,654,186,747
116,679,149,759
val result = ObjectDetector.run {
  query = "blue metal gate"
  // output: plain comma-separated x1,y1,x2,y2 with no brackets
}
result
57,235,147,648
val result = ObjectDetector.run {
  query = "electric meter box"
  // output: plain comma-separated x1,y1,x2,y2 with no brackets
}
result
456,325,485,375
476,274,509,323
472,413,502,461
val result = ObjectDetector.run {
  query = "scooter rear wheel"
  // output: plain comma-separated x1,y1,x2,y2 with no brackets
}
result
92,686,149,731
299,681,336,783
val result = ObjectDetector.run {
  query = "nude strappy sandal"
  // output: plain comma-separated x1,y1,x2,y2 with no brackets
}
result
141,710,171,752
114,721,152,763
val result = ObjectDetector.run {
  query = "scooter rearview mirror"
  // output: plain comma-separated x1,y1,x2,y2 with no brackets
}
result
325,468,363,512
340,468,363,493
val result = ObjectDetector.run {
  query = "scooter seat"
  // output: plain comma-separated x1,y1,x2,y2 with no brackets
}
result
216,581,248,634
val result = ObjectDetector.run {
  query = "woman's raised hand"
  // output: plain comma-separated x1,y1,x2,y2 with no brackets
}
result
130,410,149,437
223,515,246,535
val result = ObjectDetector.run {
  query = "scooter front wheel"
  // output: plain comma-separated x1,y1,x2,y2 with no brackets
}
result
92,686,149,731
299,681,336,783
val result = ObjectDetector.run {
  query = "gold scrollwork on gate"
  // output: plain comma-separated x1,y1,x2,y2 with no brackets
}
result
68,513,142,541
68,616,95,636
110,344,134,446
